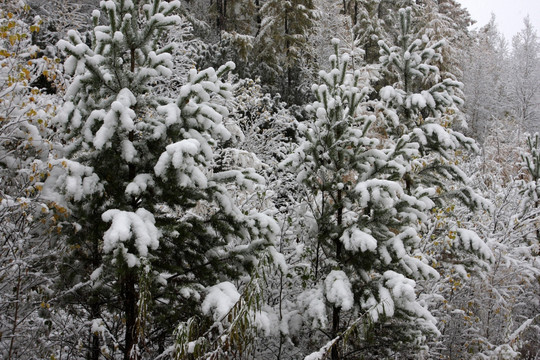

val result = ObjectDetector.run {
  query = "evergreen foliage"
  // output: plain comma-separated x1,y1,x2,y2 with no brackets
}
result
45,0,277,358
352,0,387,64
253,0,318,103
1,0,539,359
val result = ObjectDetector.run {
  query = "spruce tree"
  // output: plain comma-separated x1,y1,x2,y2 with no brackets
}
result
48,0,277,358
418,0,473,79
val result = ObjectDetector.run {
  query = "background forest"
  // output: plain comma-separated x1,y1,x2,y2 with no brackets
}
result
0,0,538,359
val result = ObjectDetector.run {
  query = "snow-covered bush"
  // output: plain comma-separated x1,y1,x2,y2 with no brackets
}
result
0,3,65,358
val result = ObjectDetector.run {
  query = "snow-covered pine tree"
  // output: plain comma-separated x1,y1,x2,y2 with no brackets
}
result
377,0,422,44
376,6,479,193
352,0,387,64
284,7,491,358
461,15,510,142
510,17,540,135
255,0,317,103
47,0,277,358
211,0,258,35
378,7,500,358
194,0,258,80
283,37,441,359
376,6,494,266
417,0,473,80
312,0,357,71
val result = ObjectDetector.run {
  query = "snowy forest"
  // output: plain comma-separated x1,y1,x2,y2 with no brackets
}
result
0,0,539,359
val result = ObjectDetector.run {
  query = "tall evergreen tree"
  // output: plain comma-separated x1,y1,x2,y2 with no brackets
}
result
284,7,488,359
285,36,442,360
352,0,387,64
418,0,473,79
461,16,511,142
510,16,540,134
312,0,356,70
47,0,277,358
255,0,317,103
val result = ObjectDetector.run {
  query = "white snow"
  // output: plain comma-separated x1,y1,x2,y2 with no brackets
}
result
113,31,124,43
49,159,103,202
93,88,137,150
408,93,427,109
455,228,494,262
324,270,354,311
154,139,208,188
125,174,155,197
90,266,103,281
121,140,136,163
102,208,160,267
101,0,115,10
355,179,404,209
298,288,327,328
201,282,240,321
304,338,337,360
380,85,398,102
340,227,377,253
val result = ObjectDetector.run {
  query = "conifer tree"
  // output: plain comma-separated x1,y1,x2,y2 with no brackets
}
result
47,0,277,358
510,17,540,134
255,0,317,103
418,0,473,79
352,0,387,64
461,16,510,141
312,0,357,70
378,7,499,358
521,132,540,244
285,38,441,359
285,8,490,359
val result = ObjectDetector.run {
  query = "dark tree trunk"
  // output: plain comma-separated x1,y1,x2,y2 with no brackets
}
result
331,190,344,360
284,10,293,103
255,0,261,35
353,0,358,25
123,269,139,360
89,226,102,360
89,301,101,360
216,0,225,32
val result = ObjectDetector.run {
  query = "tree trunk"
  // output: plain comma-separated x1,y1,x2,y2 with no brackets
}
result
331,306,341,360
353,0,358,25
331,190,344,360
123,268,139,360
255,0,261,35
90,302,101,360
216,0,225,32
284,11,291,102
89,227,102,360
